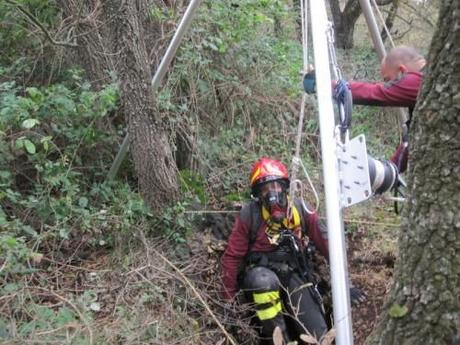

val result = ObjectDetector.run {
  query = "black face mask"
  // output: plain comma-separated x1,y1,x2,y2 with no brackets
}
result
262,191,288,223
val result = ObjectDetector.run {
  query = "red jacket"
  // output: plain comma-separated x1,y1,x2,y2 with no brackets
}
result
220,205,329,300
349,71,422,117
349,71,423,173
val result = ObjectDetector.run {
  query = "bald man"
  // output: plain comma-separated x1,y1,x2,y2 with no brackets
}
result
349,46,426,120
303,46,426,173
346,46,425,173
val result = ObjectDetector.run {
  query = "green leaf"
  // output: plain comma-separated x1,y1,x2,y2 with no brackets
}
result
4,237,18,248
56,307,75,326
388,303,408,318
40,136,52,152
36,306,54,321
19,321,36,336
21,118,40,129
15,138,25,149
23,139,36,154
26,87,43,103
78,197,88,208
21,225,38,237
0,171,11,180
0,317,10,339
0,214,7,227
2,283,20,294
59,228,70,239
0,207,8,226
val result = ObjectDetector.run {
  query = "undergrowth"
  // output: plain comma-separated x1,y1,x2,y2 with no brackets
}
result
0,0,417,343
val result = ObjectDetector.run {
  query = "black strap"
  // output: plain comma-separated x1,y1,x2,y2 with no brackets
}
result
339,86,353,135
242,198,309,250
237,201,261,252
293,198,307,237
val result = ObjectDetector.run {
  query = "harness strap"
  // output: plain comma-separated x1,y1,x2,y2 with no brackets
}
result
241,198,307,251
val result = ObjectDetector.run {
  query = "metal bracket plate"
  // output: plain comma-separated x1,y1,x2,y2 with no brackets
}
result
337,134,372,207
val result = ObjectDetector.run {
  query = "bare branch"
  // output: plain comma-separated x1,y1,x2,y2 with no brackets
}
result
139,230,238,345
4,0,78,47
375,0,394,5
400,1,436,28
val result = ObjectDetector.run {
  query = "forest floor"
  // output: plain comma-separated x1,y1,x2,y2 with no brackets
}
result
1,199,400,345
198,197,401,345
341,198,400,345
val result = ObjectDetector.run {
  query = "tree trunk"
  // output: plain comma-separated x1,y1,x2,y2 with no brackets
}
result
329,0,362,49
58,0,179,212
365,1,460,344
111,0,179,211
329,0,393,49
380,0,399,43
57,0,116,89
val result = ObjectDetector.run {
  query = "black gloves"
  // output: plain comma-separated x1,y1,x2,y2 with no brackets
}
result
303,70,316,94
350,286,367,306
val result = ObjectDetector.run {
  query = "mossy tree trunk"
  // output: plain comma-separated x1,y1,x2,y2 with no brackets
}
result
365,1,460,344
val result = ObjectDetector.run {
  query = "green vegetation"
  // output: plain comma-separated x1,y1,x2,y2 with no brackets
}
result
0,0,436,344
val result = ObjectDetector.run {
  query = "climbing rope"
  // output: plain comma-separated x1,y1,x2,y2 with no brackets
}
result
288,0,319,216
300,0,309,72
291,156,320,214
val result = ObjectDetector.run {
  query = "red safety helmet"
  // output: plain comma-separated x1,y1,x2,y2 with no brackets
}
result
250,157,289,196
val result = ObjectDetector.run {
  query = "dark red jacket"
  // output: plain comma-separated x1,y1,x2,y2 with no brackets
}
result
349,71,422,118
220,205,329,300
349,71,423,173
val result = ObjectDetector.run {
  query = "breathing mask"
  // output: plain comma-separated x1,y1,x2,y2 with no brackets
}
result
260,181,288,223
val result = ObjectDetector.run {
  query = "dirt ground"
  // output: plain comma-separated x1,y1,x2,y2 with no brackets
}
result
347,223,395,345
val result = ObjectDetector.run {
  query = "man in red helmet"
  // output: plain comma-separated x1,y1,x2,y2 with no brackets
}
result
221,157,365,343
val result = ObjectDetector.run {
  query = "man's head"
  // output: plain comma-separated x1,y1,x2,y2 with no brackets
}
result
250,157,289,222
380,46,426,82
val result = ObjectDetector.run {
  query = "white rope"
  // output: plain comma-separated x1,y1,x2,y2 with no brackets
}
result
289,94,307,191
288,0,320,217
301,0,309,71
326,22,342,80
371,0,395,48
291,157,320,215
289,0,308,208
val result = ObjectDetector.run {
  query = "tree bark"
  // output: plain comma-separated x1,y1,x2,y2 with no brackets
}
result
380,0,399,43
329,0,393,49
58,0,179,212
57,0,116,88
365,0,460,344
111,0,179,211
330,0,362,49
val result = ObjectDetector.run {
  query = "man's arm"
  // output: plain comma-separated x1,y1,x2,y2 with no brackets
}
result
306,212,368,305
220,216,251,300
306,211,329,260
349,71,422,108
